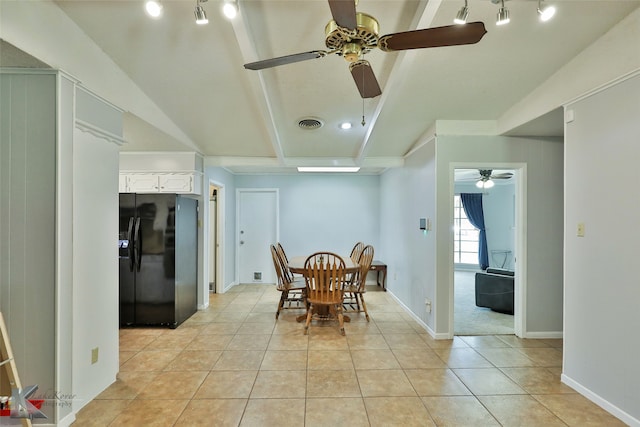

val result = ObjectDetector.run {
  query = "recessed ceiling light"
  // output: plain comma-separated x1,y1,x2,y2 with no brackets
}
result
340,122,352,130
297,167,360,173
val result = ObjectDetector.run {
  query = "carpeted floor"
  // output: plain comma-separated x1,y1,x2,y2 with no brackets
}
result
454,270,514,336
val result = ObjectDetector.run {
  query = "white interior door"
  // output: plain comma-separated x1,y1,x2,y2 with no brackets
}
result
237,189,278,284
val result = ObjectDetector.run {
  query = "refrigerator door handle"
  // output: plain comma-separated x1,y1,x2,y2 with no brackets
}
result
134,217,142,272
127,217,135,272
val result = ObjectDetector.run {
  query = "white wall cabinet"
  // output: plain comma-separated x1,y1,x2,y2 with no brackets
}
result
120,173,197,194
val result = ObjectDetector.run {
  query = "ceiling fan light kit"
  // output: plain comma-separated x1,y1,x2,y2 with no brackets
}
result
243,0,487,100
476,179,495,189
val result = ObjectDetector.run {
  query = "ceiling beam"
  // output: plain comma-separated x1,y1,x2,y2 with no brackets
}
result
229,6,286,165
356,0,443,163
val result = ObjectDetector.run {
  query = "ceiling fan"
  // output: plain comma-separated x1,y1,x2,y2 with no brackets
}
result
460,169,514,188
243,0,487,99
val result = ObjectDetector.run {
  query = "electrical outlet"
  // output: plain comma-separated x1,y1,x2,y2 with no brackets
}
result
577,222,585,237
425,298,432,313
91,347,99,364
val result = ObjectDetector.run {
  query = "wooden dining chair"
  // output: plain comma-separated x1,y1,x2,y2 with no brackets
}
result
343,245,374,321
270,244,306,319
276,242,302,280
346,241,365,285
350,242,365,262
303,252,347,336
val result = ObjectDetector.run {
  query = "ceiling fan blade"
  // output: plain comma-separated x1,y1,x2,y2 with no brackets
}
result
491,173,514,179
349,60,382,99
378,21,487,52
244,51,327,70
328,0,357,29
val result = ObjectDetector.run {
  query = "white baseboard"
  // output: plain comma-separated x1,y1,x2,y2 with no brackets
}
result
223,281,237,293
386,290,442,339
561,374,640,427
197,302,209,310
56,412,77,427
522,331,563,339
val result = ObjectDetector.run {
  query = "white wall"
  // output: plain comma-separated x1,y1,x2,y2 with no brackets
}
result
437,135,564,337
0,71,57,420
380,135,563,338
72,126,120,409
563,72,640,425
0,0,197,151
380,141,437,333
235,174,380,257
498,7,640,135
201,171,381,292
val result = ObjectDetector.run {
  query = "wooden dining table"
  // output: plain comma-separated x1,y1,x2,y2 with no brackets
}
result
287,255,359,323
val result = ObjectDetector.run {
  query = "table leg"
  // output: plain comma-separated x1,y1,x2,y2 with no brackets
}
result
379,268,387,291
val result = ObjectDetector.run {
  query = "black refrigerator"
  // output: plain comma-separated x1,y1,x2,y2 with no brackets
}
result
119,193,198,328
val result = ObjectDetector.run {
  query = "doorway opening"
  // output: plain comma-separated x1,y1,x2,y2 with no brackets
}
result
209,182,223,293
452,166,522,336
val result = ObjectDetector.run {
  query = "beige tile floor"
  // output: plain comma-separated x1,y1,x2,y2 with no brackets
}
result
73,284,625,426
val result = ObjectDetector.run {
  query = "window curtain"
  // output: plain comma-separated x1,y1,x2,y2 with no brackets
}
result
460,193,489,270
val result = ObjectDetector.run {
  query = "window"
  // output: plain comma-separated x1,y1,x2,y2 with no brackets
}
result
454,195,479,265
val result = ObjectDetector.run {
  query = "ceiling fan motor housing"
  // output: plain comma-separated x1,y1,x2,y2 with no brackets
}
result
325,12,380,61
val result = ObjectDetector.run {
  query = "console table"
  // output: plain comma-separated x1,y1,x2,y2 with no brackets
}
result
370,260,387,291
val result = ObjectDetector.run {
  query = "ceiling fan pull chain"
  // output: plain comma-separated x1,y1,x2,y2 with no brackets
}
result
361,98,366,126
361,55,366,126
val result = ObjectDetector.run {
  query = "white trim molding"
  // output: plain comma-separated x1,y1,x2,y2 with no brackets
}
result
75,118,125,146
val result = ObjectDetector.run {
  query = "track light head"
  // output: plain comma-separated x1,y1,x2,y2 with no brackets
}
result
454,6,469,25
194,0,208,25
537,0,556,22
496,0,510,26
223,0,239,19
145,0,163,18
194,5,208,24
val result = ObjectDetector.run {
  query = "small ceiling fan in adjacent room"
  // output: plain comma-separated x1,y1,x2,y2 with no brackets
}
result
243,0,487,99
458,169,514,189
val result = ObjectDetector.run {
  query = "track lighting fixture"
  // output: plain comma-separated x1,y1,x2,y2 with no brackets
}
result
194,0,208,25
222,0,239,20
537,0,556,22
496,0,510,26
144,0,163,18
454,0,469,25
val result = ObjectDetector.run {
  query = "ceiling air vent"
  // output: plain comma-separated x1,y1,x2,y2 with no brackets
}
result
298,117,323,130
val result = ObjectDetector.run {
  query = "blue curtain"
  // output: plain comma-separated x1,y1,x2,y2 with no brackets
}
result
460,193,489,270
